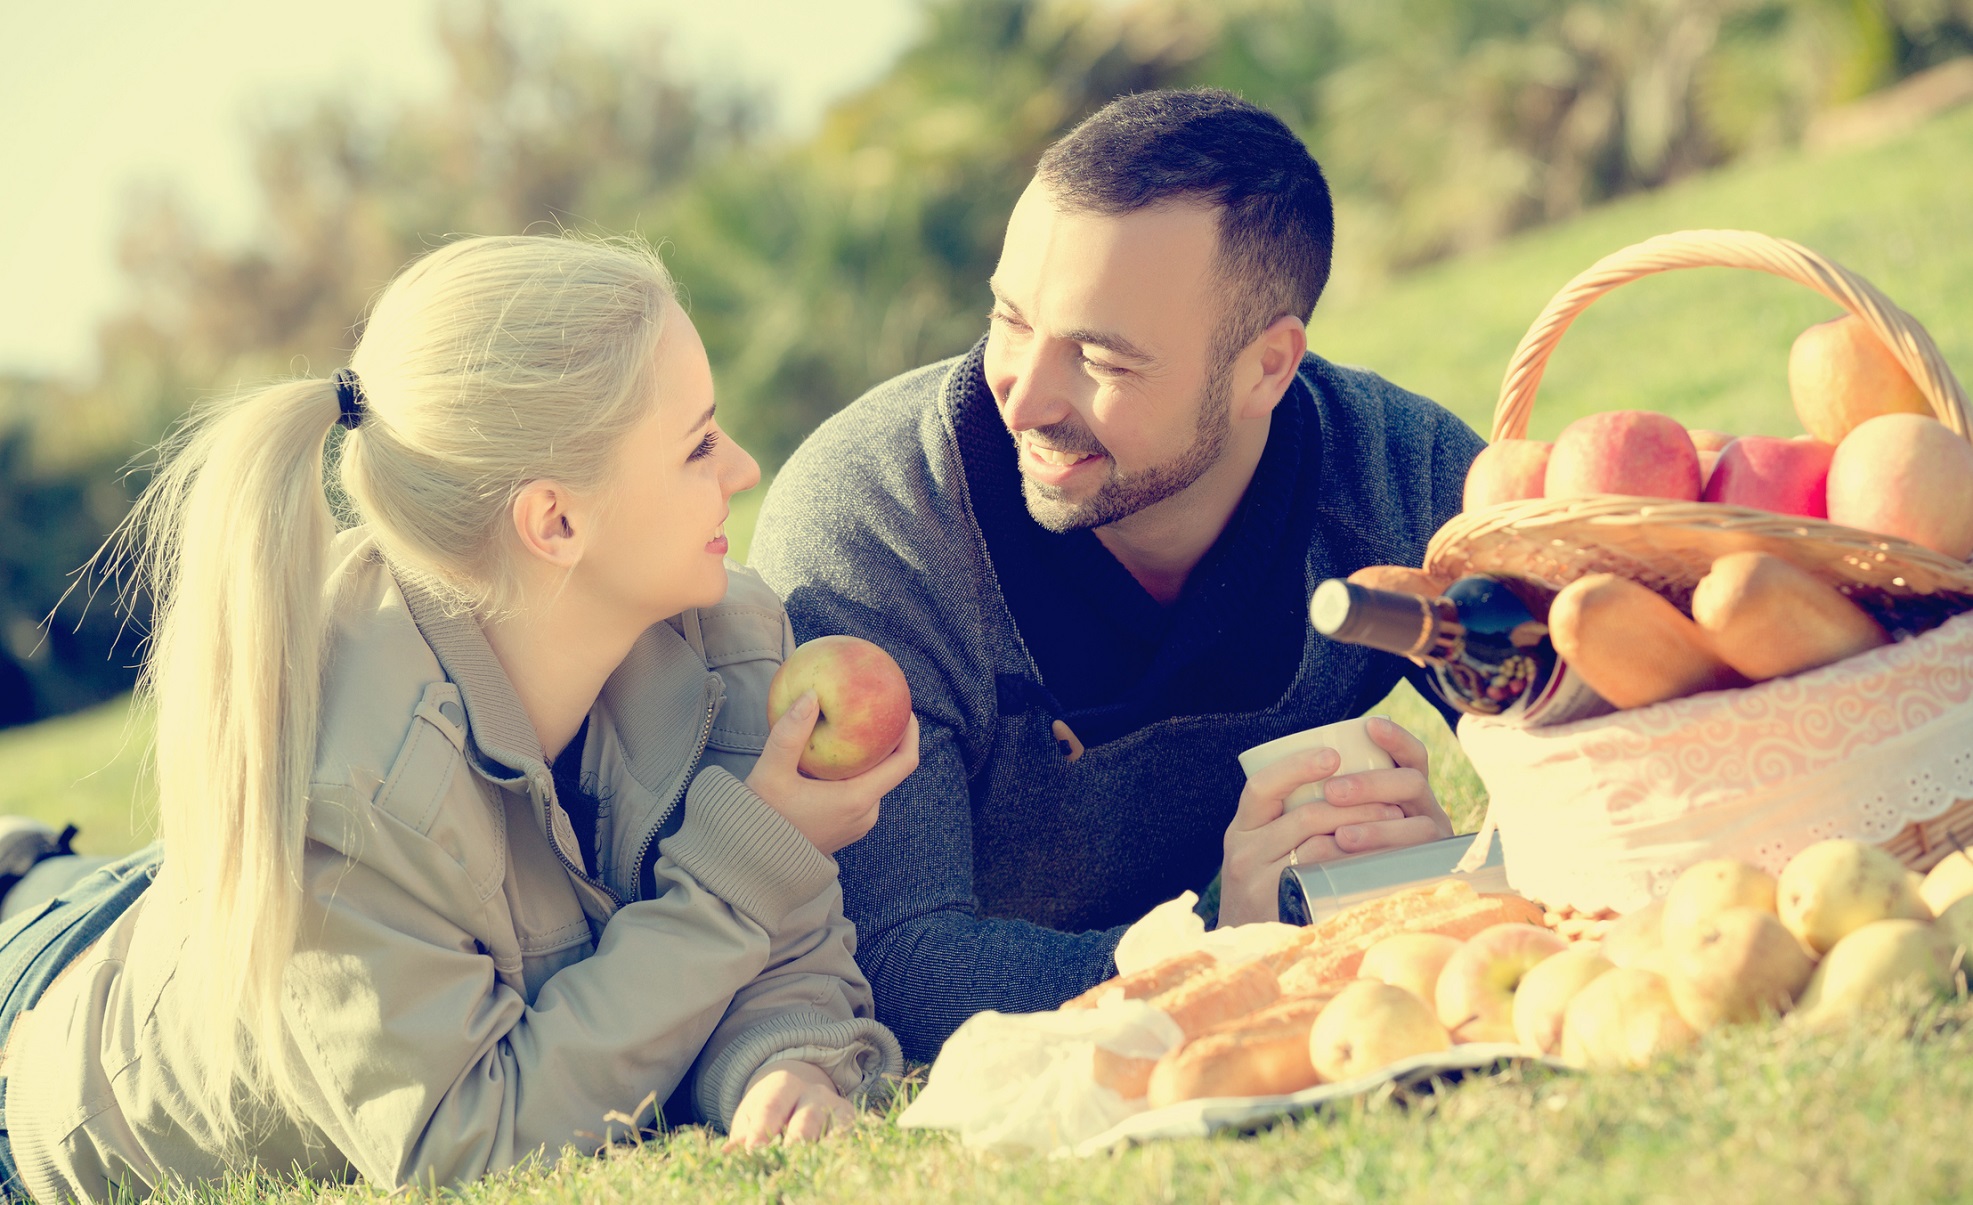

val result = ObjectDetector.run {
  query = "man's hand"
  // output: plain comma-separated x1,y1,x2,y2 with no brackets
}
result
724,1060,855,1150
746,691,920,854
1217,717,1453,926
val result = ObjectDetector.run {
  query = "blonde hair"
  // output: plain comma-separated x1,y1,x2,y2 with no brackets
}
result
111,234,676,1133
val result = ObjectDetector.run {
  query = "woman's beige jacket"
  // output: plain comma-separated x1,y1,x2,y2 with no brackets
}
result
3,531,901,1199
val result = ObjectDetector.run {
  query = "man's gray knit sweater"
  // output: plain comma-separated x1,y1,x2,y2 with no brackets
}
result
751,339,1482,1060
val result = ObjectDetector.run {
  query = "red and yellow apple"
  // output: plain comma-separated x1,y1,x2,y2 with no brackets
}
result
1462,440,1552,511
766,635,913,780
1825,414,1973,559
1545,411,1703,502
1435,923,1570,1043
1700,436,1835,518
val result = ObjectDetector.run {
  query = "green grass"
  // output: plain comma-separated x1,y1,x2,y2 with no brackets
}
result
157,1000,1973,1204
6,109,1973,1204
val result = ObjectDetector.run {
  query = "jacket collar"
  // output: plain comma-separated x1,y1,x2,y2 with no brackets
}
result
393,573,548,786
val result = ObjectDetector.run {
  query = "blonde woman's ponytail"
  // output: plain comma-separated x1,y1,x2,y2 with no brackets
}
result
117,377,344,1129
105,233,675,1138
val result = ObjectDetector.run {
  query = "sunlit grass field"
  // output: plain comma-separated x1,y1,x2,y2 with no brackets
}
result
3,107,1971,1202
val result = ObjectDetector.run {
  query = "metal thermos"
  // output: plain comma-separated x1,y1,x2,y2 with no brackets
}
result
1278,832,1510,926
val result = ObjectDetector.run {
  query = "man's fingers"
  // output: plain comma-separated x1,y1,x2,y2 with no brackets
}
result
1289,834,1347,866
784,1101,833,1143
1319,767,1431,812
1231,746,1339,830
1366,716,1429,773
858,713,921,795
1335,813,1442,855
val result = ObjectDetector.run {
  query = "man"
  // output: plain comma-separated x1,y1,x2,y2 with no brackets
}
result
750,89,1484,1061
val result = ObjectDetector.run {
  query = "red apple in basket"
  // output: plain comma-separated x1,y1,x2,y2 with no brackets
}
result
767,635,913,780
1700,436,1834,519
1545,411,1703,502
1462,439,1552,510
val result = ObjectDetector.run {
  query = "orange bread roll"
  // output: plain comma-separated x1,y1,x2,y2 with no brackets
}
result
1061,950,1215,1010
1690,552,1888,681
1549,572,1746,708
1092,1046,1160,1100
1144,992,1339,1107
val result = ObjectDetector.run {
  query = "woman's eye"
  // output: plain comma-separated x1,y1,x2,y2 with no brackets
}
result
688,430,719,462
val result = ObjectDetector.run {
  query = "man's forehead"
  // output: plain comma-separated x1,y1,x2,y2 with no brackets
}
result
993,183,1220,334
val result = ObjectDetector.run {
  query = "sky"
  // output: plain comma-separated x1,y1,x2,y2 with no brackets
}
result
0,0,921,381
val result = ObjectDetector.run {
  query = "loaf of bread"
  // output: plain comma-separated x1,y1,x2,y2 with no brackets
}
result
1276,885,1546,997
1549,572,1746,708
1144,991,1340,1107
1691,551,1889,681
1061,950,1216,1011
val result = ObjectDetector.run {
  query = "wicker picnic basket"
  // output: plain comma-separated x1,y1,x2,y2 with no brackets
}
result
1431,229,1973,912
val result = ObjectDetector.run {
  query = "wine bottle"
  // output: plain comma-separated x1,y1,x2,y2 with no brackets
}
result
1309,575,1612,726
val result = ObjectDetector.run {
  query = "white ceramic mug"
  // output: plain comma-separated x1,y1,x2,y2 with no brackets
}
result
1237,716,1396,808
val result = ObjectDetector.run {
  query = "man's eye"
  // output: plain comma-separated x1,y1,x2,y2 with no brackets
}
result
988,309,1027,331
688,430,719,461
1081,355,1127,378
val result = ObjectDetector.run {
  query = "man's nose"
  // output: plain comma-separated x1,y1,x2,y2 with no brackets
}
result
997,341,1075,433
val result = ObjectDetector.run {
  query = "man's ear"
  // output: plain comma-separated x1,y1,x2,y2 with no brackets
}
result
1233,314,1309,421
510,480,585,570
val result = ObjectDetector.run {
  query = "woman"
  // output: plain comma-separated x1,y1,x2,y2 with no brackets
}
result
0,235,918,1200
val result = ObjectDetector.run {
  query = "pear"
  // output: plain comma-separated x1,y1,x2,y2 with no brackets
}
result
1599,898,1670,973
1560,968,1698,1070
1777,839,1929,955
1934,896,1973,980
1358,932,1465,1012
1309,980,1451,1082
1661,860,1778,948
1791,918,1953,1032
1920,850,1973,918
1663,906,1815,1030
1513,947,1615,1055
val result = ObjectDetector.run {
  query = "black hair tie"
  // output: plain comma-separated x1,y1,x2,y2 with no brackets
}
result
332,369,366,430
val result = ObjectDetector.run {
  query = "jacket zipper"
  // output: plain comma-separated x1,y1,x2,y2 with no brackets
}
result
540,780,628,914
629,692,718,900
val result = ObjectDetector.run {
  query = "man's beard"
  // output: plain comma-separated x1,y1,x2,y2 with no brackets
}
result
1016,359,1234,533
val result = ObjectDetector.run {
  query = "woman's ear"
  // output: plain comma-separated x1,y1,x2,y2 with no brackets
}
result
510,480,585,569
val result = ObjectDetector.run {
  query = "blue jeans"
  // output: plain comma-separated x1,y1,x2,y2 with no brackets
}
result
0,846,161,1201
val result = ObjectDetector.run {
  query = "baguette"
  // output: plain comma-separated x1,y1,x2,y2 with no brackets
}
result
1143,991,1340,1107
1690,551,1889,681
1277,888,1546,998
1061,950,1216,1011
1549,573,1746,708
1146,958,1281,1040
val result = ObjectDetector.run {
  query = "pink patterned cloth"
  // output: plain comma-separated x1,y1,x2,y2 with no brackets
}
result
1457,612,1973,913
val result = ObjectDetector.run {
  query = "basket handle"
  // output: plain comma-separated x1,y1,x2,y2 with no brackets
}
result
1491,229,1972,443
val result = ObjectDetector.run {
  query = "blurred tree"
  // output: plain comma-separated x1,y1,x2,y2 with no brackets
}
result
2,0,1965,727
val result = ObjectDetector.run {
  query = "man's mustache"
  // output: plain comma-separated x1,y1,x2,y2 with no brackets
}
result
1016,420,1108,459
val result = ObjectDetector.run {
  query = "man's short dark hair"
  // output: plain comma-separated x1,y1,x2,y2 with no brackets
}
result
1035,88,1334,367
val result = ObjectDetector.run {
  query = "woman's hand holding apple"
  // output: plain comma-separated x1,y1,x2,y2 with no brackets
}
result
747,691,920,854
1216,717,1452,927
